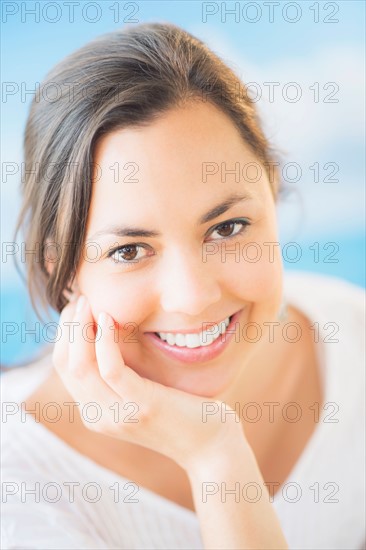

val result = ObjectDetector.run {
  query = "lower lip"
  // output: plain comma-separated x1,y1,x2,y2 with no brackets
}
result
144,310,242,364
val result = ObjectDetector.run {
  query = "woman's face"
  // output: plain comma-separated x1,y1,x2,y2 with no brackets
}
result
75,101,283,397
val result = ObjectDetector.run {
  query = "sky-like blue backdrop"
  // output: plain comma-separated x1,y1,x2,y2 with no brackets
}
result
1,0,365,365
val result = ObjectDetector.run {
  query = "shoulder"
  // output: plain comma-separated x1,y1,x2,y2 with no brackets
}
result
1,351,53,402
283,269,364,299
1,356,56,472
283,270,365,324
283,271,365,386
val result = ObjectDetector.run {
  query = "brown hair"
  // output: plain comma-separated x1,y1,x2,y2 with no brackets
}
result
14,22,282,321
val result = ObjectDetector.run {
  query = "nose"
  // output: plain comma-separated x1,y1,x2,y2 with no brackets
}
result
157,248,222,317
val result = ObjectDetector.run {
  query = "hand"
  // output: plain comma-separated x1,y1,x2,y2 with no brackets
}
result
52,294,243,471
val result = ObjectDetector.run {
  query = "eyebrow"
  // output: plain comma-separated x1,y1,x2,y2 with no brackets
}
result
87,192,253,241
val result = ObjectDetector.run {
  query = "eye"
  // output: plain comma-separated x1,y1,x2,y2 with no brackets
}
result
107,243,151,264
208,218,250,240
107,218,251,266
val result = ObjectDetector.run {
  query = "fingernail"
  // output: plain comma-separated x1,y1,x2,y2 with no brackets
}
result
76,295,86,313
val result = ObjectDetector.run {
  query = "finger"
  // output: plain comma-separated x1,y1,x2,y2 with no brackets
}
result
68,295,98,378
95,311,153,408
52,297,79,374
94,310,210,460
52,298,92,408
64,295,121,403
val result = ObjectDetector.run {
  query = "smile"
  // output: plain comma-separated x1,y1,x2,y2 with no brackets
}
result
145,310,243,364
155,316,231,348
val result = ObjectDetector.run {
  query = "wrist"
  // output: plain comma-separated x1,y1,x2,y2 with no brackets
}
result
183,421,251,477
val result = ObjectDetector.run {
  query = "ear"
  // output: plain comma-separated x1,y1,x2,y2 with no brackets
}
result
44,238,80,301
63,280,80,302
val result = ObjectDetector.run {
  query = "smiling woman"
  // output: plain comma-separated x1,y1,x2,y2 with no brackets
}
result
14,22,280,318
72,100,284,397
2,21,365,550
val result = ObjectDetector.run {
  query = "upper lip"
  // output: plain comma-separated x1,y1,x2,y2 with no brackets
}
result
145,310,240,335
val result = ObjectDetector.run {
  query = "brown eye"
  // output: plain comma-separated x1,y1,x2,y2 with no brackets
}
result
119,245,138,261
108,244,147,264
210,219,250,240
217,222,236,237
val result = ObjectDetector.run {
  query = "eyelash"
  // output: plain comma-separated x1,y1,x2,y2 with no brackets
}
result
107,218,251,265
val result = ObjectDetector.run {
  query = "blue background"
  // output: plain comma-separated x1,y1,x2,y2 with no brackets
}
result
1,1,365,365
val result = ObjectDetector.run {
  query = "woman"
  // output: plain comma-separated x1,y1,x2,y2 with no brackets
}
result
2,22,364,549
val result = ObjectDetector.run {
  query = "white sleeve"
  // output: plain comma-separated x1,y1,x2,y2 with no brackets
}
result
1,501,111,550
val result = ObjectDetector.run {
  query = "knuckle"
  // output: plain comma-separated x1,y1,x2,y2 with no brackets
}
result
100,366,121,384
134,402,151,425
103,423,119,437
88,421,104,433
80,416,98,431
69,364,86,380
83,417,114,437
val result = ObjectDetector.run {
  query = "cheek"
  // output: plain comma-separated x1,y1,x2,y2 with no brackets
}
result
77,267,152,328
219,240,283,304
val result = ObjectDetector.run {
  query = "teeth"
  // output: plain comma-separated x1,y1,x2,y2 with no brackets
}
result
185,333,200,348
156,316,231,348
175,334,186,347
166,333,175,346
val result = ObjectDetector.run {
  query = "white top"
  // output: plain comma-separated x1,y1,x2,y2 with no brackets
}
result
1,271,365,550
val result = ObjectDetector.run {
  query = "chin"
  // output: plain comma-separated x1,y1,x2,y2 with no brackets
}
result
142,362,239,399
170,381,229,399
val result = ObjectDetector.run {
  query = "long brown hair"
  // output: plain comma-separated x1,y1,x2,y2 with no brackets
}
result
14,22,282,321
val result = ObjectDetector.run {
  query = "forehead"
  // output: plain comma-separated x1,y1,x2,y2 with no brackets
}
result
94,100,256,169
87,101,267,228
